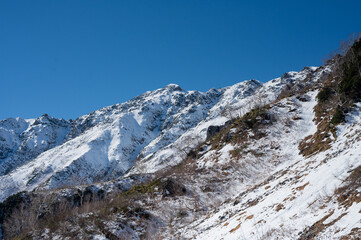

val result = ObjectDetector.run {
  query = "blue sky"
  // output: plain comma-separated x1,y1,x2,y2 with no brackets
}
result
1,0,360,120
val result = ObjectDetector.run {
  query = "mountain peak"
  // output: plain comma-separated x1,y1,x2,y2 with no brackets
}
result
164,83,183,92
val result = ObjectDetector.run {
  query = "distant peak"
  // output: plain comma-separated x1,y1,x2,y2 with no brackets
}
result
32,113,53,124
164,84,183,92
231,79,261,89
32,113,68,126
246,79,261,85
281,71,296,80
39,113,57,121
301,66,318,71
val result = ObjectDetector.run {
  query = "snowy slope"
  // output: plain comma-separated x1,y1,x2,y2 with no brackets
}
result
179,96,361,240
0,66,329,202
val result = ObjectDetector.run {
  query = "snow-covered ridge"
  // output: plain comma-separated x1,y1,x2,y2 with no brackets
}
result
0,66,329,201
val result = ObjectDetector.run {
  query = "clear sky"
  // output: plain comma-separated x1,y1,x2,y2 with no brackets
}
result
1,0,360,120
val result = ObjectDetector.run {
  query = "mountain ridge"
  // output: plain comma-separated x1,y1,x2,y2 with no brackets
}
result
0,66,324,202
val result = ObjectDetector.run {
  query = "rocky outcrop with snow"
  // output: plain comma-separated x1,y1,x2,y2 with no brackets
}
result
0,115,70,176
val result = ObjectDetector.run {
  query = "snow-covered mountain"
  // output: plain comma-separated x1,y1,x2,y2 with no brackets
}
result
0,66,327,202
1,39,360,240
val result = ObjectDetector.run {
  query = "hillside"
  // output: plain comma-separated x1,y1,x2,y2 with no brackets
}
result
0,38,360,239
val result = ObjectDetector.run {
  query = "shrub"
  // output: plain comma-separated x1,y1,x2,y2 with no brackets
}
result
339,62,361,100
230,148,242,158
0,192,28,224
330,106,345,124
242,106,270,129
338,38,361,101
123,179,162,196
317,87,332,102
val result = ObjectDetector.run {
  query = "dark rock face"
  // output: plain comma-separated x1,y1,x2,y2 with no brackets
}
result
206,120,233,140
162,179,186,197
207,125,222,140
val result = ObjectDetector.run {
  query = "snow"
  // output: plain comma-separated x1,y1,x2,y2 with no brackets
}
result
0,65,331,204
92,235,108,240
178,97,361,240
2,62,360,239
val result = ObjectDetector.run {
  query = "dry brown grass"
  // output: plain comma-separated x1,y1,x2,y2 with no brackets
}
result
275,204,285,212
229,223,241,233
299,37,361,158
295,182,310,191
245,215,254,220
2,180,161,239
298,210,334,240
340,227,361,240
335,165,361,209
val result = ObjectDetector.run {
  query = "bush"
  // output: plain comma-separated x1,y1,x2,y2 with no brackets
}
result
317,87,332,102
339,63,361,100
230,148,242,158
0,192,28,224
338,38,361,100
242,106,270,129
330,106,345,124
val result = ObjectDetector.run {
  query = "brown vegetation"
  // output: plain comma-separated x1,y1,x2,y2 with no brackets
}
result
295,182,310,191
229,223,241,233
210,105,273,152
340,227,361,240
1,176,189,239
275,203,285,212
299,36,361,157
335,165,361,209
